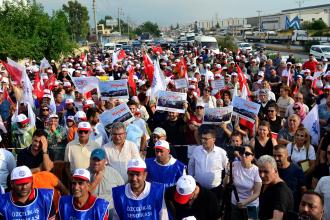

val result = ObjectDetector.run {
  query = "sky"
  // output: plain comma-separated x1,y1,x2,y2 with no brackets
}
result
36,0,330,27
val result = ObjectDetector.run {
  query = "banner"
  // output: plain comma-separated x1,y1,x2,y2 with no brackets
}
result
99,103,134,128
232,96,260,123
72,77,99,94
40,57,51,73
174,78,188,89
302,105,320,145
150,60,166,99
203,106,233,124
211,79,225,94
156,90,187,113
99,79,129,100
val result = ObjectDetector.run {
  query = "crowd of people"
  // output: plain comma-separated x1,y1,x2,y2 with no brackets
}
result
0,43,329,220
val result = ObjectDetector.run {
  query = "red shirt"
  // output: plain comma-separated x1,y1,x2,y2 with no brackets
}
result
302,60,318,73
73,192,108,220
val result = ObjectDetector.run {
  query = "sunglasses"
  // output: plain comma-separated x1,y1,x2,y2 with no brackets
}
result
42,109,49,112
78,130,89,134
293,107,300,111
196,106,204,109
240,151,254,157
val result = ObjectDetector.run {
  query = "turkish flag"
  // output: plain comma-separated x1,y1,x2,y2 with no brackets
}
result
128,66,137,96
152,45,163,54
175,58,188,79
236,64,251,97
33,72,43,99
117,50,126,60
1,58,23,83
239,118,255,137
43,74,56,90
143,54,154,83
3,87,14,105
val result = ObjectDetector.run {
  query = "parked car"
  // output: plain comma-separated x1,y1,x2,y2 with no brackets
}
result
254,43,266,51
238,42,252,53
310,45,330,60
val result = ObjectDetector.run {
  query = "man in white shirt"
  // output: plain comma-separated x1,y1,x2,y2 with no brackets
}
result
0,148,16,190
112,158,168,220
188,127,228,200
102,122,140,182
65,122,100,172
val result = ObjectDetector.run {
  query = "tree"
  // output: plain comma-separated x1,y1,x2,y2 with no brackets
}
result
134,21,160,37
62,0,90,41
0,1,75,61
302,20,327,30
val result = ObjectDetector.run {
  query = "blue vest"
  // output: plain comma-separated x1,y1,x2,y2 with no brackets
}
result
112,182,164,220
59,195,109,220
0,188,53,220
146,158,185,188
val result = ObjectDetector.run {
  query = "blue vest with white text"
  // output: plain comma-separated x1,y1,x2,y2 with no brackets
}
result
146,158,185,188
112,182,164,220
0,188,53,220
59,195,109,220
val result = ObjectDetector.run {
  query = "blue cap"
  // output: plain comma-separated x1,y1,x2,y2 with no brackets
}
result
91,148,106,160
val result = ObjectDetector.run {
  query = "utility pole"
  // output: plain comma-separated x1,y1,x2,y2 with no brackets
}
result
296,0,304,20
257,10,262,32
93,0,98,41
118,8,123,35
127,16,130,39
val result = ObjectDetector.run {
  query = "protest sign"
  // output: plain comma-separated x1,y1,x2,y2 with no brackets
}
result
203,106,233,124
232,96,261,122
72,77,99,94
99,79,129,100
156,90,187,113
99,103,134,128
174,78,188,89
211,79,225,93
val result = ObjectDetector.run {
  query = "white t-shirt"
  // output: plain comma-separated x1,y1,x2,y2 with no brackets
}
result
287,143,316,164
231,161,262,206
315,176,330,220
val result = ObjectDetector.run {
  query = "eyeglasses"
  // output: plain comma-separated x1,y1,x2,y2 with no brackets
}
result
153,134,161,139
293,107,301,111
42,109,49,112
78,130,89,134
112,132,125,136
204,90,211,93
196,106,204,109
240,151,254,157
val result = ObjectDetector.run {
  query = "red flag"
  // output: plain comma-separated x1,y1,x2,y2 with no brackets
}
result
152,45,163,54
33,72,43,99
1,58,23,83
43,74,56,90
293,86,298,95
3,87,14,105
239,118,254,137
175,58,188,79
236,64,251,97
128,66,137,96
143,54,154,83
117,50,126,60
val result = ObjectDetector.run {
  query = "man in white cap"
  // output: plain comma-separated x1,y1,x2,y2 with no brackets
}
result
65,121,100,172
11,113,36,149
112,158,168,220
0,166,56,219
165,174,220,220
145,140,185,188
59,168,110,219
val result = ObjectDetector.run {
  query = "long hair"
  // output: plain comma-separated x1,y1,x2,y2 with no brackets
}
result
294,127,311,151
258,120,272,138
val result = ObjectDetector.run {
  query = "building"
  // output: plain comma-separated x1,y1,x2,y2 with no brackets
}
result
246,4,330,31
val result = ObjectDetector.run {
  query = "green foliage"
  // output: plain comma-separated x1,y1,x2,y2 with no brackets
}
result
302,20,328,30
216,36,237,51
134,21,160,37
98,15,113,27
62,0,90,41
0,1,75,61
303,40,320,52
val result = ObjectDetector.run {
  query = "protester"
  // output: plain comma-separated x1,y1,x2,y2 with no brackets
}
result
112,158,168,219
59,168,110,219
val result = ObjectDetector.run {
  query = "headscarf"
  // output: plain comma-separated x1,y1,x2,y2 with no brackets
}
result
293,102,306,120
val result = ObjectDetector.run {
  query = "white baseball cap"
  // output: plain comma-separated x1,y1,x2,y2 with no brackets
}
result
188,85,196,90
49,114,58,119
78,121,91,131
306,76,314,81
65,98,74,104
174,175,196,204
75,111,87,121
324,84,330,90
43,89,51,94
67,115,75,121
196,102,205,108
154,140,170,151
72,168,90,181
258,71,264,77
63,81,71,87
42,94,52,99
231,72,238,77
16,114,30,124
153,127,166,136
127,158,147,172
11,166,33,184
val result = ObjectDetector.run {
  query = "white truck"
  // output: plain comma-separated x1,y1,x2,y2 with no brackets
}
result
194,36,219,54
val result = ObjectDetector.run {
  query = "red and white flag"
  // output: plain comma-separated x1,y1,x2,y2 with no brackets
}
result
117,50,127,60
1,58,24,83
143,53,154,83
128,66,137,96
33,70,43,100
43,74,56,90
